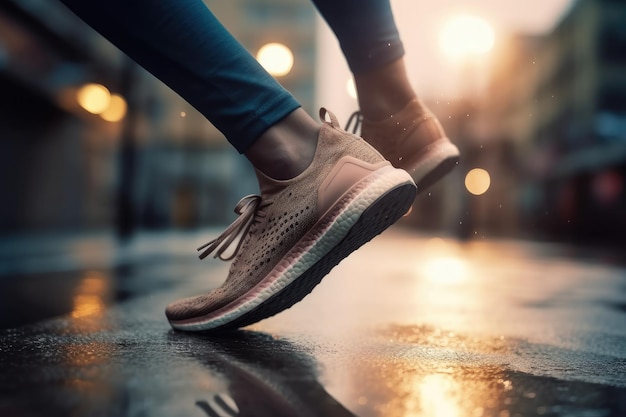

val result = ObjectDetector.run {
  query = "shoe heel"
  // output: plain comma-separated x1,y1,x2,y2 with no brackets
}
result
409,139,460,193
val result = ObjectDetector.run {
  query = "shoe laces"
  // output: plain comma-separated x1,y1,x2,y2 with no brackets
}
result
344,111,363,135
197,195,268,261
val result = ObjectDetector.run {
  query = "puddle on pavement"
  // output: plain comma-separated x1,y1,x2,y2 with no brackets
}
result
315,323,626,417
1,319,625,417
0,258,194,329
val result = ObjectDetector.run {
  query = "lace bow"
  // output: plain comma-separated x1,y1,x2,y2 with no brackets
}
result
197,195,264,261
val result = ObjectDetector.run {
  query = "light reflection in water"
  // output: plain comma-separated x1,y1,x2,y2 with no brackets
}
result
417,374,461,417
71,271,111,319
422,256,467,285
71,294,106,319
62,271,117,409
340,325,513,417
350,358,510,417
420,238,469,284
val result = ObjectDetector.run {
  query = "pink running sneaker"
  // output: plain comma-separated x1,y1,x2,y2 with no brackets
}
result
346,98,460,193
166,108,416,332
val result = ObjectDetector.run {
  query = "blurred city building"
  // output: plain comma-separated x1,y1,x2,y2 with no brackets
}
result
526,0,626,245
3,0,623,247
0,0,317,238
415,0,626,246
205,0,317,113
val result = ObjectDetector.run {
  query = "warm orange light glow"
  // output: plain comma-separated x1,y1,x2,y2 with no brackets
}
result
77,83,111,114
465,168,491,195
440,15,495,59
256,43,294,76
100,93,127,122
423,257,467,284
420,374,462,417
418,238,468,285
71,295,106,319
71,272,109,319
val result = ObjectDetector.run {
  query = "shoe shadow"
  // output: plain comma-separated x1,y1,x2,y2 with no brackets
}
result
167,330,358,417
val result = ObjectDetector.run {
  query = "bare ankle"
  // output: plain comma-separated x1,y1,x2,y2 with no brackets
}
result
244,109,320,180
354,58,417,121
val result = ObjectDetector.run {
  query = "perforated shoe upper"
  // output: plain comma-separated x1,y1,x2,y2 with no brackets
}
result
165,109,390,322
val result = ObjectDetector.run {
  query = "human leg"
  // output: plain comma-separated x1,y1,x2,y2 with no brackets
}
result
310,0,411,118
59,0,417,331
59,0,319,179
312,0,460,191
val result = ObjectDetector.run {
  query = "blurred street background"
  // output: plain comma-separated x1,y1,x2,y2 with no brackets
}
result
1,0,625,416
1,0,625,244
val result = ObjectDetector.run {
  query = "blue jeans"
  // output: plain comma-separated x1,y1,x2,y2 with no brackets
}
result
59,0,403,153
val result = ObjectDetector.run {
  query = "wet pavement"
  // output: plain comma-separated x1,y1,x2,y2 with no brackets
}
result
1,228,625,417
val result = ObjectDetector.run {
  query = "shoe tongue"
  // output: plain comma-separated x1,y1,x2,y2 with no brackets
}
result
254,168,289,197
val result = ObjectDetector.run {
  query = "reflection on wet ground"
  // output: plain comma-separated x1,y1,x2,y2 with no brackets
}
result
178,332,358,417
0,229,625,416
1,317,624,417
345,324,626,417
0,320,356,416
0,232,210,329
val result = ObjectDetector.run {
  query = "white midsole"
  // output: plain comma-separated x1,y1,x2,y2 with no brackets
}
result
407,138,459,185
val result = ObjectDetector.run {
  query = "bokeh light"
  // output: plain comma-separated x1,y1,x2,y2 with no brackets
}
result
440,15,495,59
76,83,111,114
256,42,294,77
465,168,491,195
100,94,127,122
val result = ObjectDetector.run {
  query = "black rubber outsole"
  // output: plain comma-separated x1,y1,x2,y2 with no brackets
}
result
203,181,417,333
415,155,460,194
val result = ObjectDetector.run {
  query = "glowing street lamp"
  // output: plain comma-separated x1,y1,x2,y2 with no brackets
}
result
256,43,294,77
465,168,491,195
76,83,128,122
439,15,495,60
77,83,111,114
100,94,128,122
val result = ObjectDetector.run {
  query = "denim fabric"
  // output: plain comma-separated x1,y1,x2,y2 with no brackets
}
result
60,0,300,153
311,0,404,75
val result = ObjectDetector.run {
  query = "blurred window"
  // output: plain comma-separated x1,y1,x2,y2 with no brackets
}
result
597,10,626,64
595,112,626,142
598,86,626,113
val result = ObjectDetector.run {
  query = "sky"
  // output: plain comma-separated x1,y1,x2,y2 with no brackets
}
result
315,0,575,120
